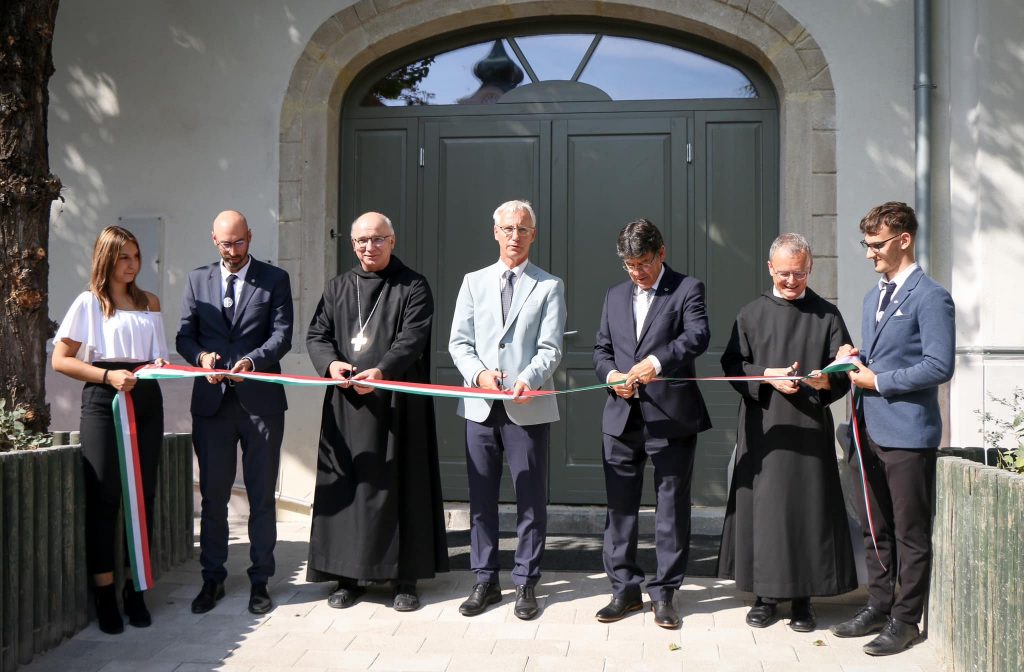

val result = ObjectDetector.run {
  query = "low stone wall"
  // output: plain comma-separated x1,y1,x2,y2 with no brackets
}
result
0,434,193,672
929,456,1023,672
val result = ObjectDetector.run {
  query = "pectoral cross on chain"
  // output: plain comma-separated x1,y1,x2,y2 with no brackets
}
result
351,332,368,352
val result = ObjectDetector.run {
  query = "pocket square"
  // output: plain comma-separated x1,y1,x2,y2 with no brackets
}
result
895,309,904,317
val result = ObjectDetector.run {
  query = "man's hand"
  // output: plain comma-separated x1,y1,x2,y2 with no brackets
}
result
764,361,800,394
848,361,877,391
510,380,533,404
350,367,382,395
608,371,636,399
626,358,658,385
476,369,506,391
227,357,252,383
329,360,356,388
803,370,832,391
836,344,859,360
200,351,224,384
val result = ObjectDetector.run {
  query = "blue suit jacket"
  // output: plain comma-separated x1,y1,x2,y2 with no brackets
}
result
593,264,712,439
858,267,955,448
176,257,294,417
449,260,566,426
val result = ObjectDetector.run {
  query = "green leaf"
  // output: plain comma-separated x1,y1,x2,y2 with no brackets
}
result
667,643,681,652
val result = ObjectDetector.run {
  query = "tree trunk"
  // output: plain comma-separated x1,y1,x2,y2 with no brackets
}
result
0,0,61,441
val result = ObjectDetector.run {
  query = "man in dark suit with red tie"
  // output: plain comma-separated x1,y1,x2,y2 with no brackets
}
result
176,210,293,616
593,218,712,629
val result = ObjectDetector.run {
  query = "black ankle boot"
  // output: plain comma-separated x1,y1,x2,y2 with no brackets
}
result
94,584,124,634
122,581,152,627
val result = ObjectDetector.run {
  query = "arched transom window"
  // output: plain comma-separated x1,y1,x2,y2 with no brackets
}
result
362,33,758,106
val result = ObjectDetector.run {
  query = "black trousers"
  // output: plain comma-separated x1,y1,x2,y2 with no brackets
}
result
602,405,697,603
856,430,937,624
79,362,163,576
465,402,549,587
193,387,284,585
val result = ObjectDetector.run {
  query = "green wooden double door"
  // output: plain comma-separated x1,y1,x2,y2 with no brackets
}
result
341,108,777,506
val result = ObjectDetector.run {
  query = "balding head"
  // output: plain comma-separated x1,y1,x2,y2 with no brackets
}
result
350,211,394,237
211,210,252,272
350,211,396,272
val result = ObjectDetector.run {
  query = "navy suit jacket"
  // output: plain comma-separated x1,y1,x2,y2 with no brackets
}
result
176,257,294,418
858,267,955,448
593,264,712,439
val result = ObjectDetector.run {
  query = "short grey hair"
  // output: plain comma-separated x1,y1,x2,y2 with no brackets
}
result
492,200,536,228
769,233,812,261
350,212,394,235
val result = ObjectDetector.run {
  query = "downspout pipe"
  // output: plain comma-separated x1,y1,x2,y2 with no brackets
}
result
915,0,932,271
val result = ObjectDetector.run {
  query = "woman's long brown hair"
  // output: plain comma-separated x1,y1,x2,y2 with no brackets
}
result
89,226,148,318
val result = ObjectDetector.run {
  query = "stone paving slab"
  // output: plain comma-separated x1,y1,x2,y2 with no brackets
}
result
18,519,946,672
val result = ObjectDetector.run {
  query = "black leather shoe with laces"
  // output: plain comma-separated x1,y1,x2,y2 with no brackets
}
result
191,580,225,615
595,596,644,623
788,598,815,632
459,582,502,617
830,604,888,638
652,599,681,629
514,585,539,620
863,617,919,656
249,583,273,615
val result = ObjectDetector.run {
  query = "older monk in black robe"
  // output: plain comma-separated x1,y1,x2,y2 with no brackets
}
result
718,233,857,633
306,211,448,612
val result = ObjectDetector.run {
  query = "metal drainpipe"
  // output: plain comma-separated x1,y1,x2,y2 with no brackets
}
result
915,0,932,271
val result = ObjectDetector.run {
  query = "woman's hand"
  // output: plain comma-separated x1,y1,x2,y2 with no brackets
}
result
106,369,137,392
153,358,169,367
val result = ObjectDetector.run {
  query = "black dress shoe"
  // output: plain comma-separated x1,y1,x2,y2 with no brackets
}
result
595,596,643,623
459,582,502,616
788,598,815,632
191,580,225,614
745,599,778,628
327,582,365,609
248,583,273,615
863,617,919,656
514,585,539,621
830,604,888,638
393,583,420,612
652,599,681,629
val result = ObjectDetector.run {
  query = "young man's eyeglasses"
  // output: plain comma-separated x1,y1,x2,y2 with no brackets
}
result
352,235,392,248
859,233,901,251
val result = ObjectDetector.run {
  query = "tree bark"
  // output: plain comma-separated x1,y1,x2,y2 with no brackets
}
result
0,0,61,441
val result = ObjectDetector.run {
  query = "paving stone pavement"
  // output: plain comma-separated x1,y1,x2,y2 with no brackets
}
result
19,520,947,672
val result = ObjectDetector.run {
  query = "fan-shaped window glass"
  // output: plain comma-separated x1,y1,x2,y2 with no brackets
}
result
361,33,757,106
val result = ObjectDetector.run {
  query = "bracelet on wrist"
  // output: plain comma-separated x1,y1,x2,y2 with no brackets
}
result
101,369,109,385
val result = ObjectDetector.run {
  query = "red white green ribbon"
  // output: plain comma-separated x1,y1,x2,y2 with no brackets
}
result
849,388,887,571
111,391,154,591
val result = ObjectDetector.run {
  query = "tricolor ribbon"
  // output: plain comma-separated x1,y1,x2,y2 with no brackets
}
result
117,354,862,588
111,391,154,591
848,388,887,571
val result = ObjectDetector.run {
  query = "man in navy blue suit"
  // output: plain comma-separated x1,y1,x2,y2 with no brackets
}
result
832,202,955,656
592,218,712,629
177,210,293,616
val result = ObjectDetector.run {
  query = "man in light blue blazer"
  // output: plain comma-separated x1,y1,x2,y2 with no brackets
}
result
449,200,566,620
832,202,955,656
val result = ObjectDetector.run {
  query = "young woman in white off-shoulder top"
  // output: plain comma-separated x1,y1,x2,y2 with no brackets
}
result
52,226,168,634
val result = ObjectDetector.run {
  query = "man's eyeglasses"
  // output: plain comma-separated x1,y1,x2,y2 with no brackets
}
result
773,271,808,281
495,225,535,238
352,235,392,248
859,234,900,251
215,239,248,251
622,258,658,274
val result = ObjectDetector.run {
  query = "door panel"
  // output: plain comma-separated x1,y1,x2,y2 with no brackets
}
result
421,119,550,500
692,110,778,505
549,116,689,504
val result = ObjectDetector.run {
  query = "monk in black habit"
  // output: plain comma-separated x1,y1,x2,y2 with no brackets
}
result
718,233,857,632
306,211,448,612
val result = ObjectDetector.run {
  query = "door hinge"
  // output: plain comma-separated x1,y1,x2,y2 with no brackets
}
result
419,147,425,167
686,143,693,164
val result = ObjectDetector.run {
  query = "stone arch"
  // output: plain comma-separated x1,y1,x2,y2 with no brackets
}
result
278,0,837,340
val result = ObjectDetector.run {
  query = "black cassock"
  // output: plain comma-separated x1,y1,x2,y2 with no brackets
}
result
717,289,857,598
305,257,448,582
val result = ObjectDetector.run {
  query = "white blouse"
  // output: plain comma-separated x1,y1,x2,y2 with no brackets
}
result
54,291,169,363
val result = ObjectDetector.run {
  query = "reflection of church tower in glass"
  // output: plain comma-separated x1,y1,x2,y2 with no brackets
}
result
458,40,525,104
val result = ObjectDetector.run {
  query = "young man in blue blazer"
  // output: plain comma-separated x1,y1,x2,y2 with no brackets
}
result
832,202,955,656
